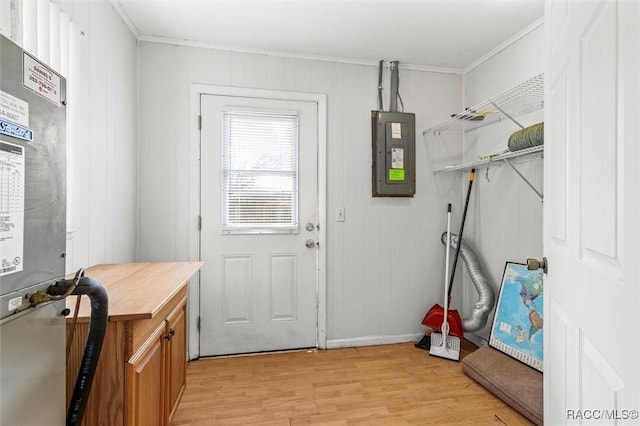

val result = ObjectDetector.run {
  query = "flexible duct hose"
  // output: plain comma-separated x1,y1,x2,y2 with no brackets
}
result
441,232,495,332
48,276,108,426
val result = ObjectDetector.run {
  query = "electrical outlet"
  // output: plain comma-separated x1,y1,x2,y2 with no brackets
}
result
336,208,345,222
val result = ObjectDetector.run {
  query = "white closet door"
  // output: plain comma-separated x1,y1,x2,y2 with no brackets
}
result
544,0,640,423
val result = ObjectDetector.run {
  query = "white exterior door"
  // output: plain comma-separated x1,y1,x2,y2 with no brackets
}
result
545,0,640,424
199,93,319,356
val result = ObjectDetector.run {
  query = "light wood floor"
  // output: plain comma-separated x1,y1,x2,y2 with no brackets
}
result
172,340,533,425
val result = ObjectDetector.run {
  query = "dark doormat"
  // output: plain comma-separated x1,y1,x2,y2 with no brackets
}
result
462,345,543,425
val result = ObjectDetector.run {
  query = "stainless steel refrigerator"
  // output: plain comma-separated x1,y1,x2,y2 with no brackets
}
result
0,34,67,425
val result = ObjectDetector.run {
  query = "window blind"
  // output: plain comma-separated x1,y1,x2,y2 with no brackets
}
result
222,110,298,232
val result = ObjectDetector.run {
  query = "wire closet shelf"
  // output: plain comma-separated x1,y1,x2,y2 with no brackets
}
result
423,73,544,135
423,73,545,199
440,145,543,173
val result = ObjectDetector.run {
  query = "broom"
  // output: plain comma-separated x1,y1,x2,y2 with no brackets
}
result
416,169,475,350
429,203,461,361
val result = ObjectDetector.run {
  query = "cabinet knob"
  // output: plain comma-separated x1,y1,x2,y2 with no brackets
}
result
165,329,176,340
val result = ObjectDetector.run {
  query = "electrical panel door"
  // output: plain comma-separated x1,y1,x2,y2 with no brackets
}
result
371,111,415,197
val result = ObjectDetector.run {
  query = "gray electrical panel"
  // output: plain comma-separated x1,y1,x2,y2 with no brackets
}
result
371,111,415,197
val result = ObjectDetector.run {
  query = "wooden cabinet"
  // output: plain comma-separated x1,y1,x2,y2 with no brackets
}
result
66,262,203,426
165,301,187,422
124,297,187,426
126,323,166,426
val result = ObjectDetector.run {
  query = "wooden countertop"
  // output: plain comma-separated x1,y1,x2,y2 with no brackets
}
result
66,262,203,322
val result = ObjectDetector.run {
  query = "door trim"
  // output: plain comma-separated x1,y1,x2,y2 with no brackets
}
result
188,84,327,358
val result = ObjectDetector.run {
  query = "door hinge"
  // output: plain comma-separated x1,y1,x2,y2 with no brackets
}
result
198,115,202,130
198,215,202,231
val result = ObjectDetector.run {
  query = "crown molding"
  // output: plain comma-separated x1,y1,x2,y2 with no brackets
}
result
136,34,463,75
109,0,140,39
463,16,544,75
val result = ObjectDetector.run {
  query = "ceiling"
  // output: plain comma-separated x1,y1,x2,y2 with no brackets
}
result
114,0,544,72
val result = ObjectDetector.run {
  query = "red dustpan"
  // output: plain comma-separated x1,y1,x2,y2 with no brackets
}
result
421,301,464,337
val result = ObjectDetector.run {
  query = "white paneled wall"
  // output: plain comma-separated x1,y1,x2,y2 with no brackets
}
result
461,25,545,344
4,0,542,351
137,42,463,349
3,0,138,273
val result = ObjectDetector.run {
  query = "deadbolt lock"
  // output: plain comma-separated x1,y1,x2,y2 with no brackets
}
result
305,223,315,232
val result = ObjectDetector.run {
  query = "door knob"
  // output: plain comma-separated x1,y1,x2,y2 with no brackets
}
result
305,239,316,248
527,257,548,274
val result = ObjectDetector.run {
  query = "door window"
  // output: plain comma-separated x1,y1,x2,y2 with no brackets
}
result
221,110,298,234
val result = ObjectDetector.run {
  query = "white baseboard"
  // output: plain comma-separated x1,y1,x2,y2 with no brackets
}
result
325,333,424,349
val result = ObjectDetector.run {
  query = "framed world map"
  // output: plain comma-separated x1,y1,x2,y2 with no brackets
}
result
489,262,544,372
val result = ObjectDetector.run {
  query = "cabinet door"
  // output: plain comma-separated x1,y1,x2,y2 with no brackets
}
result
165,297,187,423
126,323,165,426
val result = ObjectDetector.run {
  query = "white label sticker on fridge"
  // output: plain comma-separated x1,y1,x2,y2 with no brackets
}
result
0,91,29,127
8,296,23,311
0,141,25,277
391,147,404,169
23,52,61,105
391,122,402,139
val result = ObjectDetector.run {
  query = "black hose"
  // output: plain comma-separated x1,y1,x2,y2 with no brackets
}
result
48,276,108,426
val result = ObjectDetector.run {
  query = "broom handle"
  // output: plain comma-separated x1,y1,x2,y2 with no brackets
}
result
447,168,475,297
442,203,452,336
